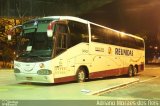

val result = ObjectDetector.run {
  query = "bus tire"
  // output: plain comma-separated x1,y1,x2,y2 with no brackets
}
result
128,66,133,77
76,67,86,83
133,66,138,76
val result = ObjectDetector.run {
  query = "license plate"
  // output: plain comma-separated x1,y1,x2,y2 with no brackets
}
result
26,77,32,80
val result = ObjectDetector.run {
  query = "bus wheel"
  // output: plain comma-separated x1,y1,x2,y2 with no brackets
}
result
133,66,138,76
128,66,133,77
76,68,86,83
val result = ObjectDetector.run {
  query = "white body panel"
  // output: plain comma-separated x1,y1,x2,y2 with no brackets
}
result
14,16,145,83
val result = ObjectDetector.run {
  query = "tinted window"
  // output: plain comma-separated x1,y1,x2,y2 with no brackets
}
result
55,24,68,55
91,25,122,46
120,34,144,50
91,24,106,43
135,39,144,50
120,34,129,47
106,30,121,46
121,35,135,48
91,24,144,50
68,21,89,47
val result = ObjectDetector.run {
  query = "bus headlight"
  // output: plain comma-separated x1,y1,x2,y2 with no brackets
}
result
14,68,20,73
37,69,52,75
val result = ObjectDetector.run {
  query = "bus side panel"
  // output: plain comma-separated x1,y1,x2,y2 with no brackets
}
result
89,68,120,79
88,43,125,79
88,42,145,79
53,43,90,83
54,76,76,83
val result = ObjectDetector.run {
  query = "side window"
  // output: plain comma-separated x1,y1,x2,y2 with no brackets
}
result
106,29,121,46
68,21,89,47
127,36,136,49
91,25,122,46
121,35,137,49
120,34,129,48
91,24,106,43
136,39,144,50
105,29,113,44
120,33,144,50
55,23,68,55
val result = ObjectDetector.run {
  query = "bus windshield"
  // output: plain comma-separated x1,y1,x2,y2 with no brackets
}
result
17,19,54,62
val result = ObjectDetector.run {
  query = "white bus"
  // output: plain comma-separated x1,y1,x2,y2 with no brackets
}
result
13,16,145,83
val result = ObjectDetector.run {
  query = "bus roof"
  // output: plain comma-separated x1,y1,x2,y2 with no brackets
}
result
42,16,144,41
43,16,89,24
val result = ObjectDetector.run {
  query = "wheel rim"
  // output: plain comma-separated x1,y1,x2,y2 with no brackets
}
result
133,67,137,76
78,70,85,82
128,67,133,77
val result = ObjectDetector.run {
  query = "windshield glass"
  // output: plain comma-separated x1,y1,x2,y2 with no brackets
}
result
17,19,54,62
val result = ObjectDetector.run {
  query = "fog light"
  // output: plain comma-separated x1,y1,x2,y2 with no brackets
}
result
37,69,52,75
14,68,20,73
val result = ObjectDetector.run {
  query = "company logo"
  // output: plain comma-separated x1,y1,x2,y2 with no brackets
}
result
95,47,104,52
115,48,133,56
108,47,112,54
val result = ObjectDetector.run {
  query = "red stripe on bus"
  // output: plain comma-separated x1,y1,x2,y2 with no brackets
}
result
54,76,75,83
54,64,144,83
89,67,128,79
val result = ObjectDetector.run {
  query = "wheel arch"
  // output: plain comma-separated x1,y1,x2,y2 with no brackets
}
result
77,65,89,79
129,64,134,69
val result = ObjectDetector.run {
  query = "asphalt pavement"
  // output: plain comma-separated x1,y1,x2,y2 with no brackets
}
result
0,69,139,100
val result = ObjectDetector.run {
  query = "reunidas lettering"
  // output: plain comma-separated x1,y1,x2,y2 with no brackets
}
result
115,48,133,56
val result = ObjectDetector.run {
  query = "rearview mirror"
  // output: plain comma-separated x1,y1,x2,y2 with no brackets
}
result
7,25,22,40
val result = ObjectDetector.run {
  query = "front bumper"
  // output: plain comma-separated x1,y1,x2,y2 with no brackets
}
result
14,73,54,83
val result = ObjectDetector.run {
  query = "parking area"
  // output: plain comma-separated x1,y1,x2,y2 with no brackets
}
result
0,69,139,100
